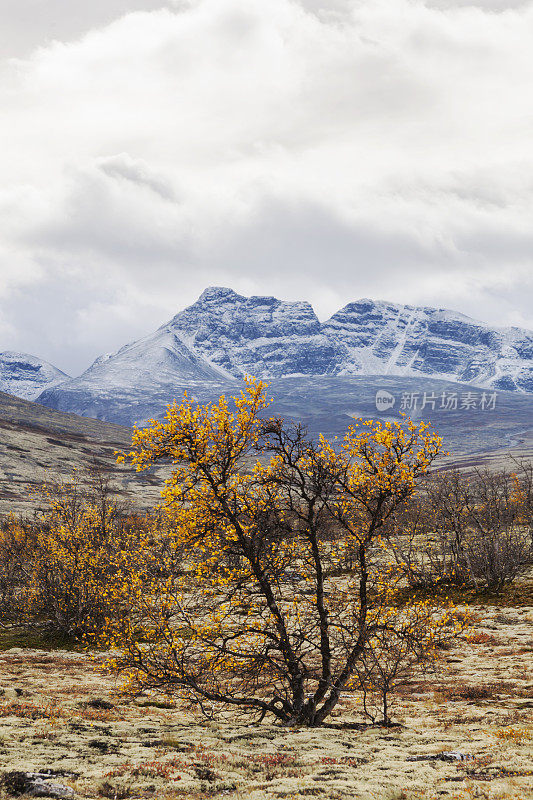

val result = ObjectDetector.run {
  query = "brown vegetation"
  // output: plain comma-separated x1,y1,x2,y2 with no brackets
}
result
386,464,533,592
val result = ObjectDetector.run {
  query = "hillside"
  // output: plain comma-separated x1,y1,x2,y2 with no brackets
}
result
266,375,533,470
36,374,533,466
0,391,165,516
2,372,532,516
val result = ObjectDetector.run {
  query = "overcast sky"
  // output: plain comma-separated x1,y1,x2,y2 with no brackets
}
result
1,0,532,375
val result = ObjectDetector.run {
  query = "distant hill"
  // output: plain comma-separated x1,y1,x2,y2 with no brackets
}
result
1,372,532,516
0,391,166,516
264,375,533,472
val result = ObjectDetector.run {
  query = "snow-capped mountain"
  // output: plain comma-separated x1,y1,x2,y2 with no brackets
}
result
163,288,533,391
31,322,230,422
36,287,533,425
34,286,338,422
0,351,69,401
164,287,338,378
323,298,533,392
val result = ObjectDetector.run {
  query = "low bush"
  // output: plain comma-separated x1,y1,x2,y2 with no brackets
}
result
387,464,533,593
0,471,162,641
437,681,513,701
465,631,501,645
494,727,533,744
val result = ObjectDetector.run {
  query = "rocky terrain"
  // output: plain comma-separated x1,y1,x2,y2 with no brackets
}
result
34,287,533,426
0,592,531,800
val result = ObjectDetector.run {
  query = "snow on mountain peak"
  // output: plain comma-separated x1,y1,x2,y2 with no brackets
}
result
322,298,532,390
167,287,333,378
35,288,533,424
197,286,242,302
0,351,69,401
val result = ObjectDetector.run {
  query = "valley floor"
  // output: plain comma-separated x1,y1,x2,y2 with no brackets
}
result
0,598,532,800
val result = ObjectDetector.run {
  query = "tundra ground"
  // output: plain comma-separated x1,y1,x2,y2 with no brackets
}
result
0,597,532,800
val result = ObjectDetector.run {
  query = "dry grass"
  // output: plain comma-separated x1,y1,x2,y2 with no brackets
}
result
465,632,502,646
0,601,532,800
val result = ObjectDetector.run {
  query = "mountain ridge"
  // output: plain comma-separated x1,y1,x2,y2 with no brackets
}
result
3,287,532,423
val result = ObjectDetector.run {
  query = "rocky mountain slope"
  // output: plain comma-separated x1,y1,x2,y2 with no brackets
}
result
323,299,533,391
167,286,338,378
0,351,69,401
36,287,533,426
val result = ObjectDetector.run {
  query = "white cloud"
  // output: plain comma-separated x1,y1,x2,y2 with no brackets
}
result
0,0,532,373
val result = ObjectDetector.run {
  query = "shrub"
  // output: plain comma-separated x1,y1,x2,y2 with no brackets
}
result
0,517,34,612
438,681,512,701
465,632,500,645
494,727,533,744
388,465,533,592
97,378,454,727
353,601,467,724
0,471,154,640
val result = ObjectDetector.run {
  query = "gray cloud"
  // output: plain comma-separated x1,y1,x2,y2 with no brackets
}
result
0,0,532,374
98,154,178,201
0,0,173,58
425,1,532,10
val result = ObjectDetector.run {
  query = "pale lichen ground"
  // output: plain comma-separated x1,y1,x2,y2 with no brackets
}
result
0,603,532,800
